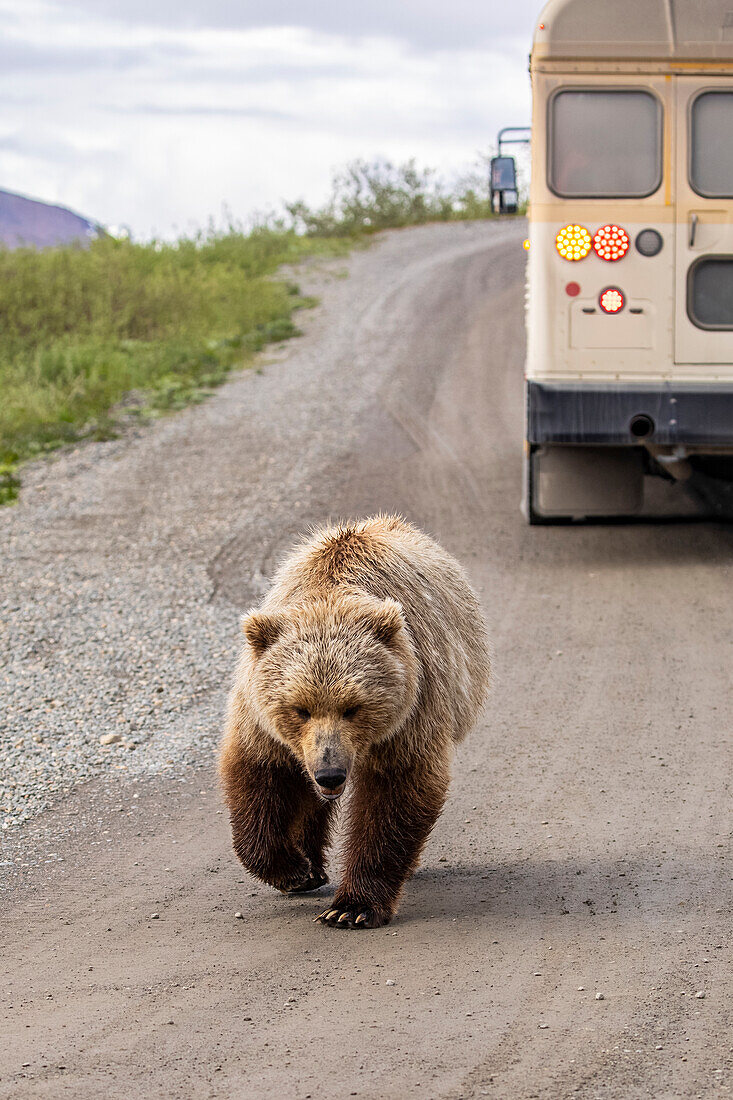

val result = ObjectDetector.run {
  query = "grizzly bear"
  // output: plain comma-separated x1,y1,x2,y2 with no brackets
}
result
219,515,490,929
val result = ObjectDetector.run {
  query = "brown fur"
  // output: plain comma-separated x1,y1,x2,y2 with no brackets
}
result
218,515,490,928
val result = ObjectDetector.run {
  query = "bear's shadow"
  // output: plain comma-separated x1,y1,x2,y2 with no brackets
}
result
372,852,718,928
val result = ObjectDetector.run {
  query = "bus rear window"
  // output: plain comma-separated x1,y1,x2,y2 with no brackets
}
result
688,257,733,329
690,92,733,197
549,90,662,198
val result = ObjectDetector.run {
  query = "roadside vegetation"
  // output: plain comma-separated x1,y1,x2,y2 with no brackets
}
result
0,157,508,504
287,157,496,235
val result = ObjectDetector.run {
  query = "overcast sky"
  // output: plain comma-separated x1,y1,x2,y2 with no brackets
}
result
0,0,541,238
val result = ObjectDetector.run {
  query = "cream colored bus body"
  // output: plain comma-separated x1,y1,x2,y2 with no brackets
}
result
525,0,733,520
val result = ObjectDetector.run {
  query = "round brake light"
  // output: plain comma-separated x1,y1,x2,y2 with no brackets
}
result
599,287,625,314
593,224,629,261
556,224,592,261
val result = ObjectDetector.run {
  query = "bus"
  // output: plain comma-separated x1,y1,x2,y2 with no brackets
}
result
524,0,733,522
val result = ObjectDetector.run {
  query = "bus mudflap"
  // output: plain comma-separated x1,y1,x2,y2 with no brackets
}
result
529,445,644,519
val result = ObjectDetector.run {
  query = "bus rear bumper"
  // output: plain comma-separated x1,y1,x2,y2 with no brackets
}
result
527,381,733,447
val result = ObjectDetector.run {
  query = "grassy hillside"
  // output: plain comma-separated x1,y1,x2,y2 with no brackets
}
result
0,158,502,504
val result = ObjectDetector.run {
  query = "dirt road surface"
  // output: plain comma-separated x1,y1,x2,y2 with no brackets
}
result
1,222,731,1099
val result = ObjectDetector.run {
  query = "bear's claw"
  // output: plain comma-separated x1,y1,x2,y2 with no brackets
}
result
314,904,384,929
280,867,329,895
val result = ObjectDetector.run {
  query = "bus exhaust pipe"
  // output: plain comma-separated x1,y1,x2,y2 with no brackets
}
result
629,414,655,439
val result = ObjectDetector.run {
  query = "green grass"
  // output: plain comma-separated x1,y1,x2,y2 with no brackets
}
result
0,227,352,502
0,157,507,503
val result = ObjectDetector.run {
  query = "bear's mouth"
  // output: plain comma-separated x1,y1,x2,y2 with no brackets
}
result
316,780,346,801
312,766,348,801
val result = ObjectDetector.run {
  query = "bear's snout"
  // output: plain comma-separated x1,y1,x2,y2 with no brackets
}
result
306,730,353,800
314,767,348,799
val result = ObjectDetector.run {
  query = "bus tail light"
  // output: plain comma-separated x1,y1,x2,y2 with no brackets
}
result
556,224,592,261
593,225,629,261
599,287,625,313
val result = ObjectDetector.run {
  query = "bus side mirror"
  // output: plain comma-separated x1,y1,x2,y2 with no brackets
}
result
490,156,519,214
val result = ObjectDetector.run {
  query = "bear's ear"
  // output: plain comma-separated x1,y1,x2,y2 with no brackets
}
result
242,610,285,656
368,598,406,648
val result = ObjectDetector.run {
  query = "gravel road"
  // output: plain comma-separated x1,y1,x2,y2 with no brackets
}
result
1,220,731,1099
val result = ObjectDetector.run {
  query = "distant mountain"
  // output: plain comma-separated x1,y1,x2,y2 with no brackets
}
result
0,188,101,249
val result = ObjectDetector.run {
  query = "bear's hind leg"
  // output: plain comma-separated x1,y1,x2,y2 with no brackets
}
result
222,748,321,894
317,759,448,929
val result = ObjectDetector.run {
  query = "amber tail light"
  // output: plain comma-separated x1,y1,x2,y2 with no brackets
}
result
555,224,592,261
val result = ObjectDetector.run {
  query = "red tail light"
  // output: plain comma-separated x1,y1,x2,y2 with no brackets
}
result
593,225,629,262
599,287,625,313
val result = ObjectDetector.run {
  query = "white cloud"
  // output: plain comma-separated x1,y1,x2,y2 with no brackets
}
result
41,0,542,51
0,1,535,237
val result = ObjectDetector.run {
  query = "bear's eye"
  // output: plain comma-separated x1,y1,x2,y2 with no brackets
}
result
343,705,360,720
294,707,311,721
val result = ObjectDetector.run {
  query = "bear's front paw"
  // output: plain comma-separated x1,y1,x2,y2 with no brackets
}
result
263,854,314,894
282,866,329,895
314,900,390,929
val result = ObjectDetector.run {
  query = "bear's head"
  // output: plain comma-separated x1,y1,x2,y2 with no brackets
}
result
242,591,420,800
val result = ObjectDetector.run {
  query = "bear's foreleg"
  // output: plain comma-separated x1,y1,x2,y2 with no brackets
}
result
317,759,448,929
300,796,337,884
223,747,332,894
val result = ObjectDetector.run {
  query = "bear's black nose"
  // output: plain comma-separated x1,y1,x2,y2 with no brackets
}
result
315,768,347,790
